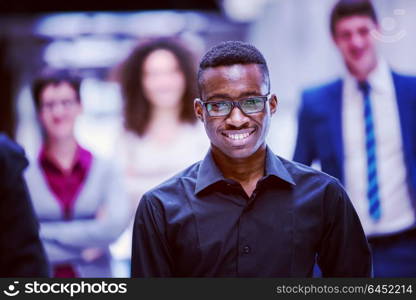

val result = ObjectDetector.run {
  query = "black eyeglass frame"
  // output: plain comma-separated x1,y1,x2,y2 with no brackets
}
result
196,94,271,117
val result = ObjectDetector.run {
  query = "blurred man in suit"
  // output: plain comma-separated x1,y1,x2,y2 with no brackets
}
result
294,0,416,277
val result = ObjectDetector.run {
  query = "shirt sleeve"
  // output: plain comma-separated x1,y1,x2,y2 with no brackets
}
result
317,179,372,277
42,240,82,264
0,137,50,277
39,160,131,249
131,193,174,277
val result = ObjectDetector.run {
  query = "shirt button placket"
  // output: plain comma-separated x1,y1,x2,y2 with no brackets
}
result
237,203,256,277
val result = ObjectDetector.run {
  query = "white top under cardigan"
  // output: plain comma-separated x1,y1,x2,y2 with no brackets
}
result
25,152,130,277
110,122,210,261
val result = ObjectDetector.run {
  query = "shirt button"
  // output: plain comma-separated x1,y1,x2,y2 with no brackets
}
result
243,245,251,254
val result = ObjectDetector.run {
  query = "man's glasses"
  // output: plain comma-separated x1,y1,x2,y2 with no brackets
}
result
198,95,270,117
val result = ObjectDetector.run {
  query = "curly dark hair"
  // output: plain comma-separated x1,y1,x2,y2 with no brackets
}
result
118,37,198,136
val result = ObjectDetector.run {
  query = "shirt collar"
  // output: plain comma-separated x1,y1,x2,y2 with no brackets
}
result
366,58,393,94
264,146,296,185
195,150,225,194
39,143,92,174
343,57,393,95
195,146,295,195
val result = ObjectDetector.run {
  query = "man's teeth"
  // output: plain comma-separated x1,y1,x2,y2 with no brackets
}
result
227,132,250,140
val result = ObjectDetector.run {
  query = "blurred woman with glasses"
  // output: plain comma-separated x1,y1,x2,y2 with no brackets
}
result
25,69,129,277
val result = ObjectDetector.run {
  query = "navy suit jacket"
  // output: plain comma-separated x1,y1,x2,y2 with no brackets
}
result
293,72,416,210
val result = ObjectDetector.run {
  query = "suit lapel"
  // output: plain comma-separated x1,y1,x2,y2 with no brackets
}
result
327,79,345,183
392,72,416,205
392,72,411,155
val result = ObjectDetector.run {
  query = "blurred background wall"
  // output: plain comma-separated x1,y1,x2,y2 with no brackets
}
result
1,0,415,160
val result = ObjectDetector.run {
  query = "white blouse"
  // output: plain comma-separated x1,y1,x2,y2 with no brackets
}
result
110,122,210,260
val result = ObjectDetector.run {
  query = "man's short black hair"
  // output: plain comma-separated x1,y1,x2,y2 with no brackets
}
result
197,41,270,95
31,69,82,111
330,0,378,37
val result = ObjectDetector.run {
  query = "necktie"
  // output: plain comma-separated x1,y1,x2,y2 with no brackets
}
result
358,81,381,221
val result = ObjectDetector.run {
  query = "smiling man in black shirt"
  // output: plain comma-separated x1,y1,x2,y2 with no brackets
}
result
131,41,371,277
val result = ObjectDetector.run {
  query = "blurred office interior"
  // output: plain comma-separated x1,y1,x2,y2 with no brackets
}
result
1,0,415,160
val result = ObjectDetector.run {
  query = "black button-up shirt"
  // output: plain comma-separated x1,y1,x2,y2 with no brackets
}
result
131,147,371,277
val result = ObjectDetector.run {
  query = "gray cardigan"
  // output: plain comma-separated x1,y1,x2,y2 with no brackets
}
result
25,154,130,277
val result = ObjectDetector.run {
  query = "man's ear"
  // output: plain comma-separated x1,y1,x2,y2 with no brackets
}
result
194,98,204,122
78,100,83,113
372,22,382,41
269,94,278,115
